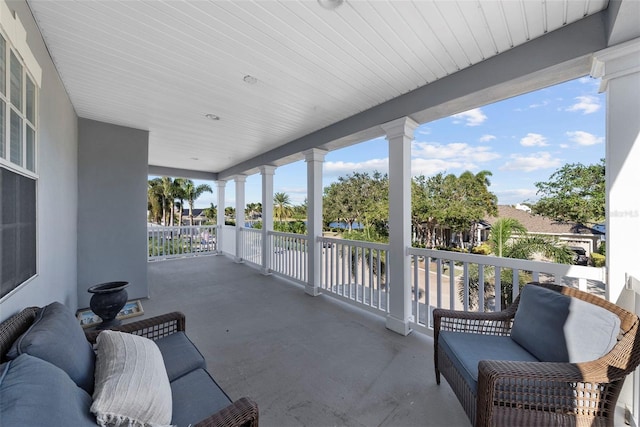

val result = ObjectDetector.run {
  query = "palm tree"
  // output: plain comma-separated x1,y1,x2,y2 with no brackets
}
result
161,177,180,225
147,178,164,224
461,218,574,309
182,180,213,226
174,178,188,227
203,203,217,223
273,192,292,223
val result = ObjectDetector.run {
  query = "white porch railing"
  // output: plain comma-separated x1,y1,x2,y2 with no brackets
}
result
147,225,216,261
220,225,236,256
319,237,390,315
407,247,607,334
239,227,262,267
268,231,308,284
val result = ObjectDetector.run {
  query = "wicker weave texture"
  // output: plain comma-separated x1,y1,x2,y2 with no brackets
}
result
434,282,640,427
0,306,38,363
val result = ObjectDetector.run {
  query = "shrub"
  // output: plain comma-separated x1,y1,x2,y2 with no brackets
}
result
591,252,606,267
471,243,492,255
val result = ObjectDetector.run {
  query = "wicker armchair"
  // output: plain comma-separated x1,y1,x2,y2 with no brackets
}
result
433,282,640,427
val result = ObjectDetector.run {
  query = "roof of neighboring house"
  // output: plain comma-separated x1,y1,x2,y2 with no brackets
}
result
485,205,603,235
180,208,206,218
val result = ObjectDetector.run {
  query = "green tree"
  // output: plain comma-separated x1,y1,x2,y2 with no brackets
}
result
323,171,388,239
462,218,574,309
274,192,293,223
203,203,217,223
533,159,605,225
245,202,262,219
180,180,212,226
411,173,448,247
147,178,164,224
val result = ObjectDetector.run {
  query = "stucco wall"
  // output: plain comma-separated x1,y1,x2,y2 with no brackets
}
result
0,0,79,320
77,119,149,308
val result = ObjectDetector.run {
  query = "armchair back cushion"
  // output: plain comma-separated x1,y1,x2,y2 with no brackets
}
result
6,301,95,393
511,285,620,363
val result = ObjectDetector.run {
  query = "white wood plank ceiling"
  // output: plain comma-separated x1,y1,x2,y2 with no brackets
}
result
27,0,608,175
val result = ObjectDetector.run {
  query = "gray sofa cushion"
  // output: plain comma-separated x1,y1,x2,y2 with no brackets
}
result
511,285,621,363
6,301,95,393
0,354,96,427
170,368,232,427
439,331,538,393
156,331,206,381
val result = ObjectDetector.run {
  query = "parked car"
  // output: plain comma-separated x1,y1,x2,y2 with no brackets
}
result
570,246,589,266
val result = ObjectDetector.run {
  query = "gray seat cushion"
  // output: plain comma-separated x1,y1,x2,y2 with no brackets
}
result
170,368,232,427
155,331,206,381
0,354,96,427
511,285,621,363
439,331,538,393
6,302,95,393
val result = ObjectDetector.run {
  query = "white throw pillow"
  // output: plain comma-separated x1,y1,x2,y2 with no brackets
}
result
91,330,173,427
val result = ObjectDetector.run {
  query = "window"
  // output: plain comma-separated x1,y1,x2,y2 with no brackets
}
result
0,33,37,173
1,167,36,298
0,21,39,298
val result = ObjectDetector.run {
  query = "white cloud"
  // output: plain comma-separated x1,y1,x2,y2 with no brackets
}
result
479,134,496,142
566,95,600,114
566,130,603,146
529,100,549,109
451,108,487,126
559,144,570,149
411,158,468,176
412,142,501,163
324,158,389,176
500,152,562,172
520,133,548,147
416,127,431,136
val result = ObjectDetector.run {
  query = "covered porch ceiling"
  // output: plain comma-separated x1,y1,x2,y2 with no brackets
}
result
26,0,638,179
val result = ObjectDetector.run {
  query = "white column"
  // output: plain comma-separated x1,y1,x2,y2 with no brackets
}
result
234,175,247,263
382,116,418,336
591,38,640,306
215,180,226,255
304,148,327,296
591,38,640,420
260,165,276,275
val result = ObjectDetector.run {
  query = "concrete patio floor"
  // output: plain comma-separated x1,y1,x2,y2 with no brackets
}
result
143,255,470,427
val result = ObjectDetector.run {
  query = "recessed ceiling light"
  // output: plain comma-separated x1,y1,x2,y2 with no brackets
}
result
204,113,220,121
190,157,199,161
243,75,258,84
318,0,344,10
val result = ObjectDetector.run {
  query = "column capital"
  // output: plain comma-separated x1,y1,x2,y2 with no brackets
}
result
234,174,247,184
303,148,328,163
381,116,419,140
591,38,640,92
259,165,277,175
215,180,227,188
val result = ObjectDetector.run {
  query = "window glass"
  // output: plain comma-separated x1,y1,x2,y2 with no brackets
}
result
9,109,21,165
0,35,5,96
26,76,35,124
1,167,37,298
0,101,4,159
26,125,34,172
10,51,21,111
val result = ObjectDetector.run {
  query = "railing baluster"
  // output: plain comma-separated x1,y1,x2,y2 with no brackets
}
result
463,263,469,312
449,259,455,310
495,266,501,312
478,264,485,312
436,258,442,309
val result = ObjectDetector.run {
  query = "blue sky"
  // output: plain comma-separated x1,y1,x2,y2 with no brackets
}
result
192,76,605,209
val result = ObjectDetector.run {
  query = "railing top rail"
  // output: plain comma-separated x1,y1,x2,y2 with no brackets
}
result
407,247,606,281
147,225,216,231
319,236,389,251
268,230,309,239
240,227,262,234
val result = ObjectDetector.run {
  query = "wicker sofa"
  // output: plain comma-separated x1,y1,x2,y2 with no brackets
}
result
434,282,640,427
0,303,258,427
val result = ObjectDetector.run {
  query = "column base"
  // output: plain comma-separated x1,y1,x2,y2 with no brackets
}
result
261,268,272,276
305,285,321,297
234,257,243,264
385,314,413,336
